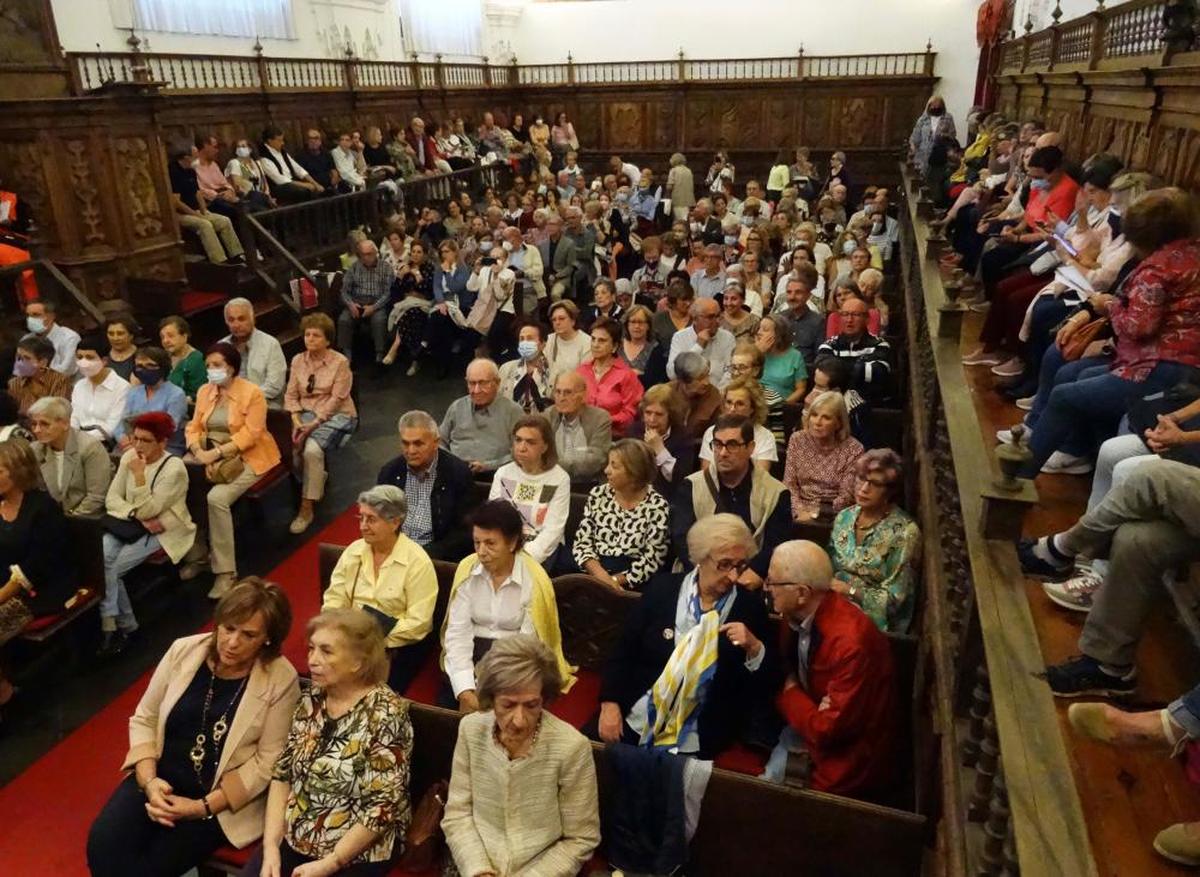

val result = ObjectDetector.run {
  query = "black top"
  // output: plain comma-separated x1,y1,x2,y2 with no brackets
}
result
599,572,776,759
108,355,135,382
294,148,336,189
159,662,247,798
0,489,76,616
362,143,392,169
376,449,478,561
169,162,201,210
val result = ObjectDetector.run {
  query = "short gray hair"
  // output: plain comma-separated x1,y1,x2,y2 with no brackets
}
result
670,152,686,166
224,297,254,318
770,540,834,592
28,396,71,422
475,633,563,707
674,350,710,382
686,513,756,567
397,410,438,433
357,484,407,524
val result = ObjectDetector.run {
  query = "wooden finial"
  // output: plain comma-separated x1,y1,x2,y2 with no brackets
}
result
1051,0,1063,23
1024,15,1034,34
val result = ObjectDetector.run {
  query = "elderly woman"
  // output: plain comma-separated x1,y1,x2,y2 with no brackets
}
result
323,485,438,693
97,412,196,657
829,449,921,633
653,278,694,350
784,391,865,521
1016,188,1200,477
498,320,553,413
160,315,207,401
284,313,357,535
0,438,77,706
186,342,282,600
244,608,411,877
578,317,644,437
442,500,574,712
8,333,71,416
618,304,666,389
699,378,777,471
87,579,298,877
544,300,592,386
571,439,670,591
598,513,773,757
720,283,761,341
105,314,140,382
755,314,808,405
443,634,600,877
489,415,571,569
114,346,189,455
29,396,111,516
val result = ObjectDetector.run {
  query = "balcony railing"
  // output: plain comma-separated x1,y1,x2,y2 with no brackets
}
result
67,48,936,96
995,0,1200,73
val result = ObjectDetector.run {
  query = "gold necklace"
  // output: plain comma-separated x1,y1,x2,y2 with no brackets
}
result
190,665,249,785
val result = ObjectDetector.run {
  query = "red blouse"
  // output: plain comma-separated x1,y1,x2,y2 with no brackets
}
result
578,358,644,436
1110,238,1200,381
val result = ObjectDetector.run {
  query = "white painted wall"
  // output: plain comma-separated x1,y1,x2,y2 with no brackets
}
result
506,0,983,132
51,0,405,60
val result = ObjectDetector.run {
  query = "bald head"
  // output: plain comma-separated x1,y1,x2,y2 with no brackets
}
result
767,540,835,621
465,358,500,407
554,371,587,416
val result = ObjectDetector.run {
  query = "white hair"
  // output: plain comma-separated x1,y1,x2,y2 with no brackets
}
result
224,297,253,318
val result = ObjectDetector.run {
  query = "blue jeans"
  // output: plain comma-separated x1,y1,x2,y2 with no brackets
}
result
1170,684,1200,740
100,532,163,631
760,726,807,784
1021,360,1200,477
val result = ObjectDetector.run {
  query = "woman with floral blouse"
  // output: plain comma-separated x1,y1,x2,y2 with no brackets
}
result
571,439,670,591
828,449,921,634
242,609,412,877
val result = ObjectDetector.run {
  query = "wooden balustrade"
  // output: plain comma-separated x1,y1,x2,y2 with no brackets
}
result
995,0,1188,72
66,48,936,97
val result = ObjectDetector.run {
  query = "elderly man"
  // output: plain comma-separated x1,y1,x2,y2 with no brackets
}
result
293,128,340,193
667,298,735,390
548,371,612,481
816,297,893,402
691,199,723,245
221,297,287,407
29,395,112,516
377,410,477,561
8,334,71,416
863,189,900,261
763,540,898,794
562,206,598,299
669,351,723,441
501,224,545,309
609,154,642,189
690,244,727,301
666,153,696,222
168,140,245,264
337,239,393,366
439,358,525,475
24,300,79,376
671,414,791,586
193,134,241,218
628,169,662,230
476,112,507,157
538,214,578,302
405,116,448,174
258,126,322,203
778,270,826,369
331,131,367,191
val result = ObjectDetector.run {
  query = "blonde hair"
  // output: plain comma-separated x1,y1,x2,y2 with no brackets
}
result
724,378,768,426
306,608,389,686
640,383,686,431
803,391,851,443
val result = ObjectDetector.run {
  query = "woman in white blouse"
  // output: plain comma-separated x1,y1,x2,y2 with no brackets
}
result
543,300,591,386
488,414,571,569
698,378,778,472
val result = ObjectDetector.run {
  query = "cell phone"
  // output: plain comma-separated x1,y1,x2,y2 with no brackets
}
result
1052,233,1078,257
480,256,496,266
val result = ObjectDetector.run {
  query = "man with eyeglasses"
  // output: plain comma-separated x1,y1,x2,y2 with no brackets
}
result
670,414,791,588
547,371,612,481
438,358,524,475
760,540,897,794
666,298,735,390
816,295,893,402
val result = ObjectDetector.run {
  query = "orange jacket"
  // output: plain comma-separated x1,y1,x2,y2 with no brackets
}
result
186,376,281,476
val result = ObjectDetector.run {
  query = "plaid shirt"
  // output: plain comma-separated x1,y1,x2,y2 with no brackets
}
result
402,456,437,545
341,259,394,309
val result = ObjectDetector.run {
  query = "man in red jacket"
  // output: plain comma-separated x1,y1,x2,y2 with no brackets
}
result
764,540,898,796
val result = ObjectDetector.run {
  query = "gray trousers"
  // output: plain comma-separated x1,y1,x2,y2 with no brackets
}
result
337,306,389,362
1063,459,1200,667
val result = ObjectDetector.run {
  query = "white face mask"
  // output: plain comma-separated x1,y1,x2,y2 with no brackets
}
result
76,357,103,378
501,240,514,252
236,146,252,159
206,367,229,385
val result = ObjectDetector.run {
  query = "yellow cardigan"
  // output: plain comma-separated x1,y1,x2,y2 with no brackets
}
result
440,551,576,692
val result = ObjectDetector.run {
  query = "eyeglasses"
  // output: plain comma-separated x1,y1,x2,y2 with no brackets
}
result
709,438,748,452
763,580,804,591
708,557,751,574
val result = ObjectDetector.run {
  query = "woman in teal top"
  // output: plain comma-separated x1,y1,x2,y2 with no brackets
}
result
159,315,206,400
755,314,807,404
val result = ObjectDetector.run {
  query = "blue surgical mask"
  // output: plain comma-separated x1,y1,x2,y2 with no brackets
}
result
25,316,45,334
206,367,229,385
1030,178,1051,191
724,234,739,245
518,340,539,360
843,240,857,256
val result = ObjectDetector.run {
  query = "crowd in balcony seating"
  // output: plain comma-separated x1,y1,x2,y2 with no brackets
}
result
913,94,1200,867
0,110,943,876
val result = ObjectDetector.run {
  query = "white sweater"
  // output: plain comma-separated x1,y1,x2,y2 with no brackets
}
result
488,463,571,564
544,331,592,386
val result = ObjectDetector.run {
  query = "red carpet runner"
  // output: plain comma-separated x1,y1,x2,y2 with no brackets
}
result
0,506,363,876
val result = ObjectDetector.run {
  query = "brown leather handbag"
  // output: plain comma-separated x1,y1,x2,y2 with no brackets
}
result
398,779,449,871
1061,317,1109,361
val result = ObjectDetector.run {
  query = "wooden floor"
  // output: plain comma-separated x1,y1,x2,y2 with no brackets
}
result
960,310,1200,876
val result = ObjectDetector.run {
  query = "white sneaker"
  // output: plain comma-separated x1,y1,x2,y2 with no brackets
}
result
996,424,1030,444
1015,395,1035,411
406,360,419,377
1041,451,1093,475
991,356,1025,378
1042,567,1104,612
962,348,1003,366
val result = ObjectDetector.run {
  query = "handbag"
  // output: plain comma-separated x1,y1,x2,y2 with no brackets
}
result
103,457,173,542
1060,317,1109,361
398,779,449,871
205,453,245,485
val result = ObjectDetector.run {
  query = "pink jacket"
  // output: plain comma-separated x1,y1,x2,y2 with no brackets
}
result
577,358,644,436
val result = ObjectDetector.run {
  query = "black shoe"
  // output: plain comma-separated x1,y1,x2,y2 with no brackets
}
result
96,629,131,658
1041,654,1136,699
1017,537,1072,581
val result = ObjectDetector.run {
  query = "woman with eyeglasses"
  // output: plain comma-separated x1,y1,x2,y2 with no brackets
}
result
619,304,667,389
241,608,412,877
596,513,774,758
698,379,777,472
283,313,357,536
828,448,921,634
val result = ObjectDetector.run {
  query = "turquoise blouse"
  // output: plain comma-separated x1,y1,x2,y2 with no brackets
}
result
829,504,921,633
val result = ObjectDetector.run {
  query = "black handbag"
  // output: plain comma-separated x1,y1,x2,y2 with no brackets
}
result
102,457,172,543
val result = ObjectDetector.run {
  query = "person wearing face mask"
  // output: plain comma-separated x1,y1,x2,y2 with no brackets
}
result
223,139,274,211
499,321,553,413
113,346,189,456
24,299,80,376
186,342,281,600
8,334,71,417
70,333,131,447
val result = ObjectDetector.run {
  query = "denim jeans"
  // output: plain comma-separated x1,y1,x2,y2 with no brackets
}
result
760,725,807,784
1170,684,1200,740
1020,361,1196,477
100,532,164,631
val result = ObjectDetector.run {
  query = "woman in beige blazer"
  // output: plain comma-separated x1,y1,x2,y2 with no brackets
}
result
87,578,299,877
28,395,112,516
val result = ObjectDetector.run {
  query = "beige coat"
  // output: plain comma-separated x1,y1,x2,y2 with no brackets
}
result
105,449,196,563
123,633,300,848
33,428,112,516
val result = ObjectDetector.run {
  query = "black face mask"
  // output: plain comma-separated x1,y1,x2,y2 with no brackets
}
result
1107,211,1122,237
929,106,945,117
